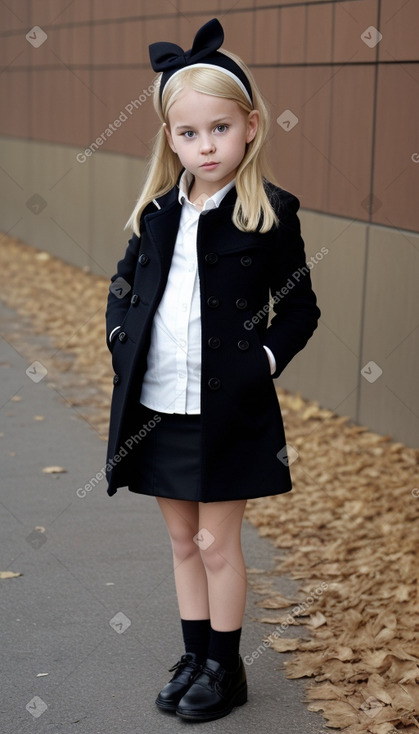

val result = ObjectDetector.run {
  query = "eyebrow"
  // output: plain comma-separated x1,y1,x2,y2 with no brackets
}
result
174,116,233,132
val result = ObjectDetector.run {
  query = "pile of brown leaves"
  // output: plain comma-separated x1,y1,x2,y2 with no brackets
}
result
1,234,418,733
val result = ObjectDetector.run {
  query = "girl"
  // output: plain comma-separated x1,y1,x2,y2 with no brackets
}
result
105,18,320,722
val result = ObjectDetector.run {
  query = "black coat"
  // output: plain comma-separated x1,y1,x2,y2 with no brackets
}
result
105,177,320,501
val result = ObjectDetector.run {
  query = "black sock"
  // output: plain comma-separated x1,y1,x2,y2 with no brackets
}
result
181,618,211,661
207,626,242,672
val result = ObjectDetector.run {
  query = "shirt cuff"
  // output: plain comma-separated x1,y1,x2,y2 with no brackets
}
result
263,345,276,376
109,326,121,342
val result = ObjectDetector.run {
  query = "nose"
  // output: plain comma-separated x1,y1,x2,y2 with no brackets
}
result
200,133,215,154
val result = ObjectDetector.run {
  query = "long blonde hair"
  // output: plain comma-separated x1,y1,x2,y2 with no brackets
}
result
125,48,280,234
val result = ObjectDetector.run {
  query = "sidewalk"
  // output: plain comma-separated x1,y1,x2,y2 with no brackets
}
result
0,299,326,734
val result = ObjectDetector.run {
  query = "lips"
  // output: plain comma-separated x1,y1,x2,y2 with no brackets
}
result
201,162,219,168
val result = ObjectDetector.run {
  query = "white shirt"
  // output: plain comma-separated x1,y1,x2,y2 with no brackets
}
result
139,170,237,413
112,169,276,414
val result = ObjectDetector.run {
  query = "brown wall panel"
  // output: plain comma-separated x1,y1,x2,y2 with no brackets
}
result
216,12,254,64
306,3,334,64
327,64,375,220
299,67,335,212
333,0,379,63
92,0,144,20
279,5,307,65
180,1,220,14
92,69,159,158
29,68,91,147
372,63,419,232
0,2,30,30
27,0,85,26
88,18,144,66
0,33,32,69
52,23,92,66
380,0,418,61
267,66,305,197
0,72,30,139
253,9,280,66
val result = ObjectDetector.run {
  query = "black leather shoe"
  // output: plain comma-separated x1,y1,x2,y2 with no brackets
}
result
155,653,202,713
176,656,247,721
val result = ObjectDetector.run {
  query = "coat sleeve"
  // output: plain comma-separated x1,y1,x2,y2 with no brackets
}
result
263,192,321,378
105,232,140,352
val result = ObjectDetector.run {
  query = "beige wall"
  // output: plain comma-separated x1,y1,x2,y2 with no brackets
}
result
0,1,418,446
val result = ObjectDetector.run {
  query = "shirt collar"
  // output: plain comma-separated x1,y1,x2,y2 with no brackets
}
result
177,169,236,211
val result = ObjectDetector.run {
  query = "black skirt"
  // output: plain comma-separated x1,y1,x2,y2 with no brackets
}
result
128,402,202,501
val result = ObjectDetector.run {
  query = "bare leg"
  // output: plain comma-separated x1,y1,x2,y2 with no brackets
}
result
156,497,210,619
197,500,247,631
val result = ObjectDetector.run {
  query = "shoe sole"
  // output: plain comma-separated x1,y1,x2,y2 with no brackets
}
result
176,685,247,721
155,696,178,713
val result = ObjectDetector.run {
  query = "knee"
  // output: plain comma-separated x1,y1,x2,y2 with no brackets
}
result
169,528,200,563
199,542,230,574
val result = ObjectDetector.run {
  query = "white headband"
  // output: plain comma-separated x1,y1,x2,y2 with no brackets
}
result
163,62,253,106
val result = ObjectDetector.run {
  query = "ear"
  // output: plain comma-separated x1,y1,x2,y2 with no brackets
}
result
163,122,176,152
246,110,259,144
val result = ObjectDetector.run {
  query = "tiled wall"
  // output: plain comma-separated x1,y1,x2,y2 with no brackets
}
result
0,1,418,445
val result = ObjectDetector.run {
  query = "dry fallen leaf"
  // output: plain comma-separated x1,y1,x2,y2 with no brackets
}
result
256,594,296,609
0,571,23,579
42,466,67,474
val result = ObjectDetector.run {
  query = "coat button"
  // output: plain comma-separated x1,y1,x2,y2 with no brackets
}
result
240,255,252,267
205,252,219,265
208,377,221,390
208,336,221,349
238,340,249,350
235,298,247,309
139,253,150,266
130,294,139,305
113,374,120,385
118,331,127,342
207,296,220,308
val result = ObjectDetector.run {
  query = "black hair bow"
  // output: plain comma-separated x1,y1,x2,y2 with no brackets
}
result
149,18,224,73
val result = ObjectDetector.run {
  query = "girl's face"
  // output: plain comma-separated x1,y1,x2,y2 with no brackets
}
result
163,87,259,198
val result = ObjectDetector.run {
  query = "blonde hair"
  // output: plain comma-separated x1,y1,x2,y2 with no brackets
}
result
125,48,280,234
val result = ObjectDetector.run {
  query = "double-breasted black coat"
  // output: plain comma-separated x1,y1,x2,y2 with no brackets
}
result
104,176,320,502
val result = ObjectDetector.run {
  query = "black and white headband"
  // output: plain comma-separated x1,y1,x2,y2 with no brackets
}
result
149,18,253,108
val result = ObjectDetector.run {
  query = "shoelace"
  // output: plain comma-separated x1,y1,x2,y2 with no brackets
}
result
200,664,225,684
168,654,201,674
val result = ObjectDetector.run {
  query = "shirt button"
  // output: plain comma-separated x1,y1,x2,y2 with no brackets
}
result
238,340,250,350
205,252,219,265
139,253,150,266
208,377,221,390
178,372,185,380
130,294,139,305
235,298,247,310
118,331,127,342
241,255,252,267
208,336,221,349
113,374,120,385
207,296,220,308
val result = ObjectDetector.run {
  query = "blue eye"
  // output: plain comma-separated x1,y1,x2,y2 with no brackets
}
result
215,124,228,133
184,131,195,139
